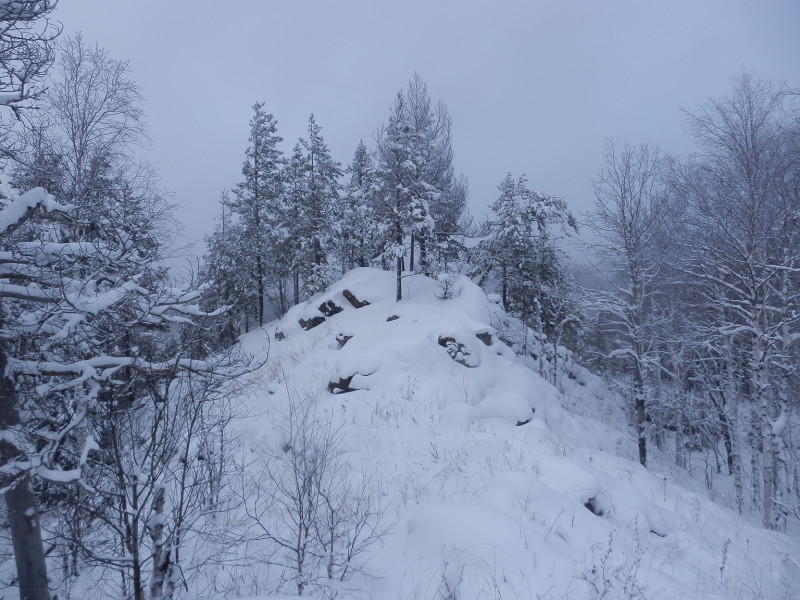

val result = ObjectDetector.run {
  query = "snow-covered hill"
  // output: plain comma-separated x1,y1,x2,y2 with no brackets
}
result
221,268,799,599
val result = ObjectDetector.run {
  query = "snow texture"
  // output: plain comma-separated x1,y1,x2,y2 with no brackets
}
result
90,268,800,598
221,268,800,599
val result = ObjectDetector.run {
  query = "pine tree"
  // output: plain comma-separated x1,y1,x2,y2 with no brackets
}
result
203,191,247,346
297,114,341,298
376,92,415,300
403,74,465,273
282,142,308,306
376,76,467,299
334,140,382,273
476,174,576,330
231,102,285,328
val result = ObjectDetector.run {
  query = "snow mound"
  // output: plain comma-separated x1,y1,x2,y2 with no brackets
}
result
230,268,800,600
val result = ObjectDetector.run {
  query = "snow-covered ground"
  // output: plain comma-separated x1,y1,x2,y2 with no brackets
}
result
209,268,798,599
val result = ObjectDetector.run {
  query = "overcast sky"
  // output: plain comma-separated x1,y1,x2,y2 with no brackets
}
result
54,0,799,255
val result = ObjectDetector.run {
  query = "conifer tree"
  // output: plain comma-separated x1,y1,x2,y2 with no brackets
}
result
376,75,466,299
231,102,284,327
297,114,341,297
203,191,247,345
334,140,382,273
281,142,308,306
475,174,576,331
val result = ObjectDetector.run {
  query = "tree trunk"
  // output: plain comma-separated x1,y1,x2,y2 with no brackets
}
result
748,409,762,515
256,255,265,327
149,485,171,600
409,233,415,272
730,414,744,514
419,234,428,275
501,264,507,309
631,340,647,466
395,213,404,302
5,476,50,600
396,256,402,302
0,348,50,600
634,385,647,467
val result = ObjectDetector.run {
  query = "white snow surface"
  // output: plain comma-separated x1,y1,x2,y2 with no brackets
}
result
224,268,799,600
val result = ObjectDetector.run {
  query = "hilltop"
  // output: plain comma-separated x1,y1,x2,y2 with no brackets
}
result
205,268,799,599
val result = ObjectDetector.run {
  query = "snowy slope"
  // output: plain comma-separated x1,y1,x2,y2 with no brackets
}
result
226,268,800,600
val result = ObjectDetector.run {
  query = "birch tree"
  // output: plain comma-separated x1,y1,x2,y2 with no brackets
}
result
675,73,800,528
587,140,671,467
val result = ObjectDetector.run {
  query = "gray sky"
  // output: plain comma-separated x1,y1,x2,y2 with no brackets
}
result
55,0,799,255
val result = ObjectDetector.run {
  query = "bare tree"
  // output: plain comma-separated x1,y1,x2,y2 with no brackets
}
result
674,72,800,528
587,140,672,466
0,0,59,126
242,398,384,596
0,4,59,599
0,32,245,600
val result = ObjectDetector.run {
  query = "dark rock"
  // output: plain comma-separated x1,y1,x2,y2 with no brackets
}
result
584,495,604,516
318,300,344,317
343,289,370,308
299,315,326,330
275,330,286,341
476,332,493,346
328,374,355,394
437,336,476,367
386,315,399,322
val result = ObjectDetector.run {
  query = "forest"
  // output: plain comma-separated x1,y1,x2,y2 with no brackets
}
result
0,3,798,600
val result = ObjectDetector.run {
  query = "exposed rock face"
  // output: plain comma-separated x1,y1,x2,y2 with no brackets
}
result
584,495,604,516
328,374,355,394
437,336,476,367
343,289,370,308
476,332,493,346
319,300,344,317
299,315,326,330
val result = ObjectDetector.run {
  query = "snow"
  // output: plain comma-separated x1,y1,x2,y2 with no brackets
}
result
219,269,800,599
220,267,800,599
22,266,796,599
0,188,70,234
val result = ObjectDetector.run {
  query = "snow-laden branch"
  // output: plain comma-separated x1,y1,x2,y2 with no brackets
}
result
0,281,58,302
0,187,71,235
